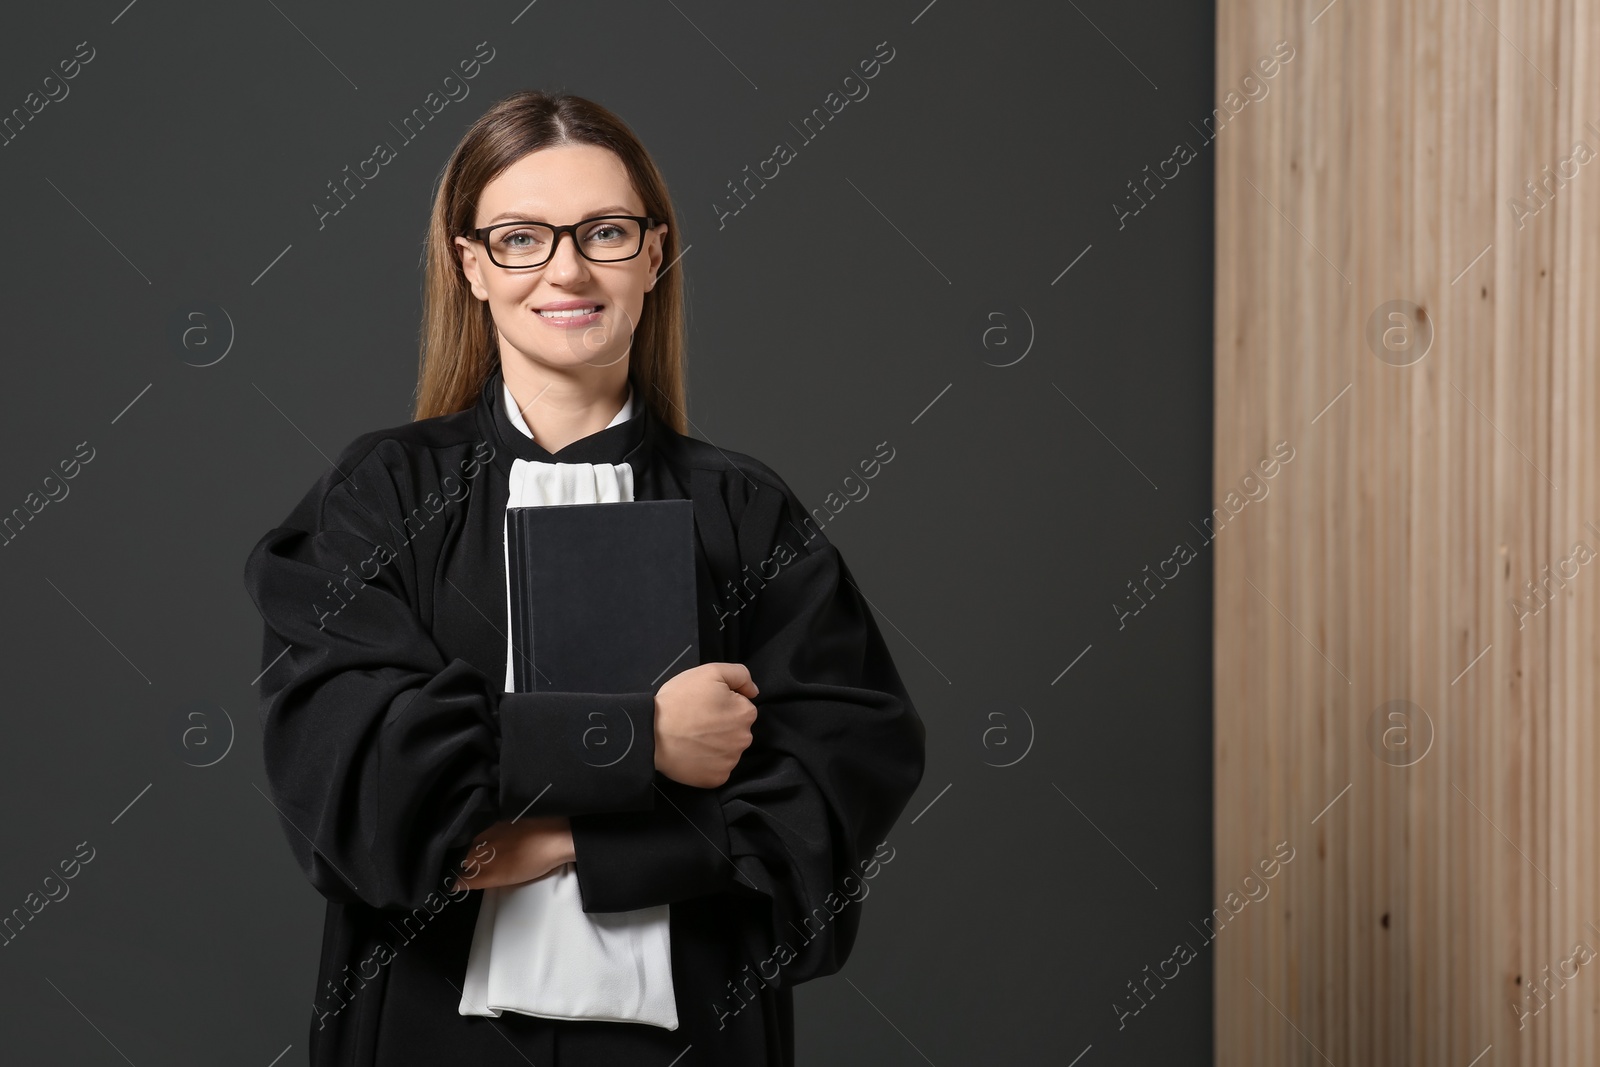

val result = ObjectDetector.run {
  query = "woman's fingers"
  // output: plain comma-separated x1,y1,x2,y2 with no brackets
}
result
711,661,758,698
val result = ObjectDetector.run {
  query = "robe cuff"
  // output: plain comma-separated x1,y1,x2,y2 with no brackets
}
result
497,690,657,816
569,779,735,912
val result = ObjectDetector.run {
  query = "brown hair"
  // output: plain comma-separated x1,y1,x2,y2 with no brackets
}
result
413,90,687,432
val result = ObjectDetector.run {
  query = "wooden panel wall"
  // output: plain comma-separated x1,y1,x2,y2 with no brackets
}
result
1214,0,1600,1063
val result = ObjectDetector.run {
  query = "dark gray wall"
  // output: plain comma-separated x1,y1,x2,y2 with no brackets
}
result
0,1,1214,1063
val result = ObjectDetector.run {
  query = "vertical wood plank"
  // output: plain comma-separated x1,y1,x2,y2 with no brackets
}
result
1214,0,1595,1062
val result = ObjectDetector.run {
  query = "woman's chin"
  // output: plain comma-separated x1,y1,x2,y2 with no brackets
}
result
502,345,629,373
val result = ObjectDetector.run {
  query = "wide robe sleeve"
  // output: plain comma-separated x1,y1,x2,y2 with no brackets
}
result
569,464,927,988
243,436,659,914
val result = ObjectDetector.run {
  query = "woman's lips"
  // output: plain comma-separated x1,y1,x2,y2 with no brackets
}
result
533,304,604,328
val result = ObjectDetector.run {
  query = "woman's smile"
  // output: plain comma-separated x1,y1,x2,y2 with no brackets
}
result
533,300,605,327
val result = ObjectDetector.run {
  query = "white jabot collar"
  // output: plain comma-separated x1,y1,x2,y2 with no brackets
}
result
502,379,635,442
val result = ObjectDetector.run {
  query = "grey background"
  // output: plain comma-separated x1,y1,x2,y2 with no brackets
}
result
0,0,1214,1063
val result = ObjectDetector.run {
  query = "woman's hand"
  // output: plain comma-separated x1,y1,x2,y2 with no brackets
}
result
450,816,576,892
654,662,759,788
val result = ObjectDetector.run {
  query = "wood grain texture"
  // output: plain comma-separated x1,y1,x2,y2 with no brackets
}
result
1214,0,1599,1063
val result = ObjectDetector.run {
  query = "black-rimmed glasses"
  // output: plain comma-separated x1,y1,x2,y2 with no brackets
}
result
460,214,661,269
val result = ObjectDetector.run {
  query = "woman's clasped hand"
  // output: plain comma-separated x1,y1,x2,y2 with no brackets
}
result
450,662,759,892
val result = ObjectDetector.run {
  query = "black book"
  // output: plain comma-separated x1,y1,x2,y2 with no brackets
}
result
505,499,700,695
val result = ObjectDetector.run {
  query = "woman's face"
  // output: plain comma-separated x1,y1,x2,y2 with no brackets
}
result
454,144,668,376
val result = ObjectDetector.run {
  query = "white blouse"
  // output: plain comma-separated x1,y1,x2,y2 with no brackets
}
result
456,377,678,1029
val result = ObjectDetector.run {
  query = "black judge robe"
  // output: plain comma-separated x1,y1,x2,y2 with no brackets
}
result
242,365,926,1066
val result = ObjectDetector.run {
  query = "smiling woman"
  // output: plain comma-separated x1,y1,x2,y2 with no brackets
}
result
244,90,925,1067
447,143,669,444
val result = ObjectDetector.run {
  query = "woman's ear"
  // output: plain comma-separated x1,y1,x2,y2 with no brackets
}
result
454,235,489,301
645,224,669,291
